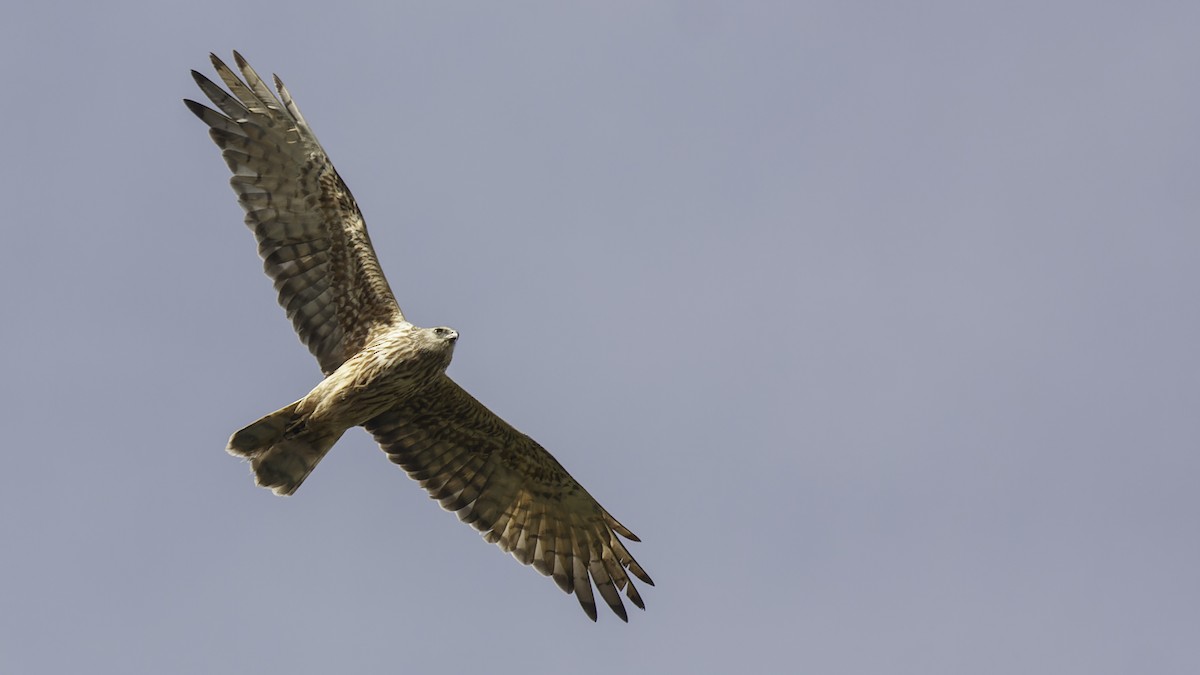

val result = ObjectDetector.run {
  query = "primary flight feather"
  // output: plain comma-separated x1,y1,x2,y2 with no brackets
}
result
184,52,651,621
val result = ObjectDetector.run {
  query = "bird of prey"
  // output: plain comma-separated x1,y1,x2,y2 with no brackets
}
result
184,52,651,621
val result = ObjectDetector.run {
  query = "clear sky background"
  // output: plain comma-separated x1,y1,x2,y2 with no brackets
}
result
1,2,1197,673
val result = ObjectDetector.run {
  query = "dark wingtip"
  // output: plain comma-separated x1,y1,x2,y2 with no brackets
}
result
552,573,572,594
612,603,629,623
626,583,646,611
580,598,598,622
182,98,208,119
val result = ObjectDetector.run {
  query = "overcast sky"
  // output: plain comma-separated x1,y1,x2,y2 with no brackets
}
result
1,2,1197,673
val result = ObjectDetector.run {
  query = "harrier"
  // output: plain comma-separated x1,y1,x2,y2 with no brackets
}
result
185,52,651,621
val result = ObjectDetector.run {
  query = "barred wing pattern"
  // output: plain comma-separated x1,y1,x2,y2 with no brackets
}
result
188,52,651,621
365,376,653,621
185,52,401,375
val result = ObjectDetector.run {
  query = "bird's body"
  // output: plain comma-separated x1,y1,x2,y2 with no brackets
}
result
228,323,458,494
185,52,651,621
296,323,458,430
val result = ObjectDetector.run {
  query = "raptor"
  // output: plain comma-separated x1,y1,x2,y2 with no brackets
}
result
185,52,651,621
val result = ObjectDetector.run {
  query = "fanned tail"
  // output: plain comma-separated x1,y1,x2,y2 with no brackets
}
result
228,402,343,496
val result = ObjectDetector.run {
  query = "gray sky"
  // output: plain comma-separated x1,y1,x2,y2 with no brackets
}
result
1,2,1197,673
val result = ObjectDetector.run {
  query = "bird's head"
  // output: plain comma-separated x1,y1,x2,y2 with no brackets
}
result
430,326,459,345
419,325,459,367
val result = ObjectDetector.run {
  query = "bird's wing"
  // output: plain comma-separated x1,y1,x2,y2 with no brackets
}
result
364,375,653,621
185,52,401,374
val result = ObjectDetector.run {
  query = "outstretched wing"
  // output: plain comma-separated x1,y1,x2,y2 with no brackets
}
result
364,376,654,621
185,52,401,374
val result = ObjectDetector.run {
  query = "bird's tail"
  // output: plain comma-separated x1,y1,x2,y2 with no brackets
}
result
228,401,344,496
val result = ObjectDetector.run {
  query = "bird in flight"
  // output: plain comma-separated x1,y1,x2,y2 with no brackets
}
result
184,52,651,621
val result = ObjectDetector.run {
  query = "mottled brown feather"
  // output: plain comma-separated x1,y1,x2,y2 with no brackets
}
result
188,52,651,621
365,376,653,621
185,52,401,374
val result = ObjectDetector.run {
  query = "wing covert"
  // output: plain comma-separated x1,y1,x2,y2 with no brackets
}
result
185,52,402,374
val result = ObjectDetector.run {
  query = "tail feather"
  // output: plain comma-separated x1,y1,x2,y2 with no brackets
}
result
228,402,343,496
228,401,301,457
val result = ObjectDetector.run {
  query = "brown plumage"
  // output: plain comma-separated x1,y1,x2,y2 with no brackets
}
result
185,52,651,621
